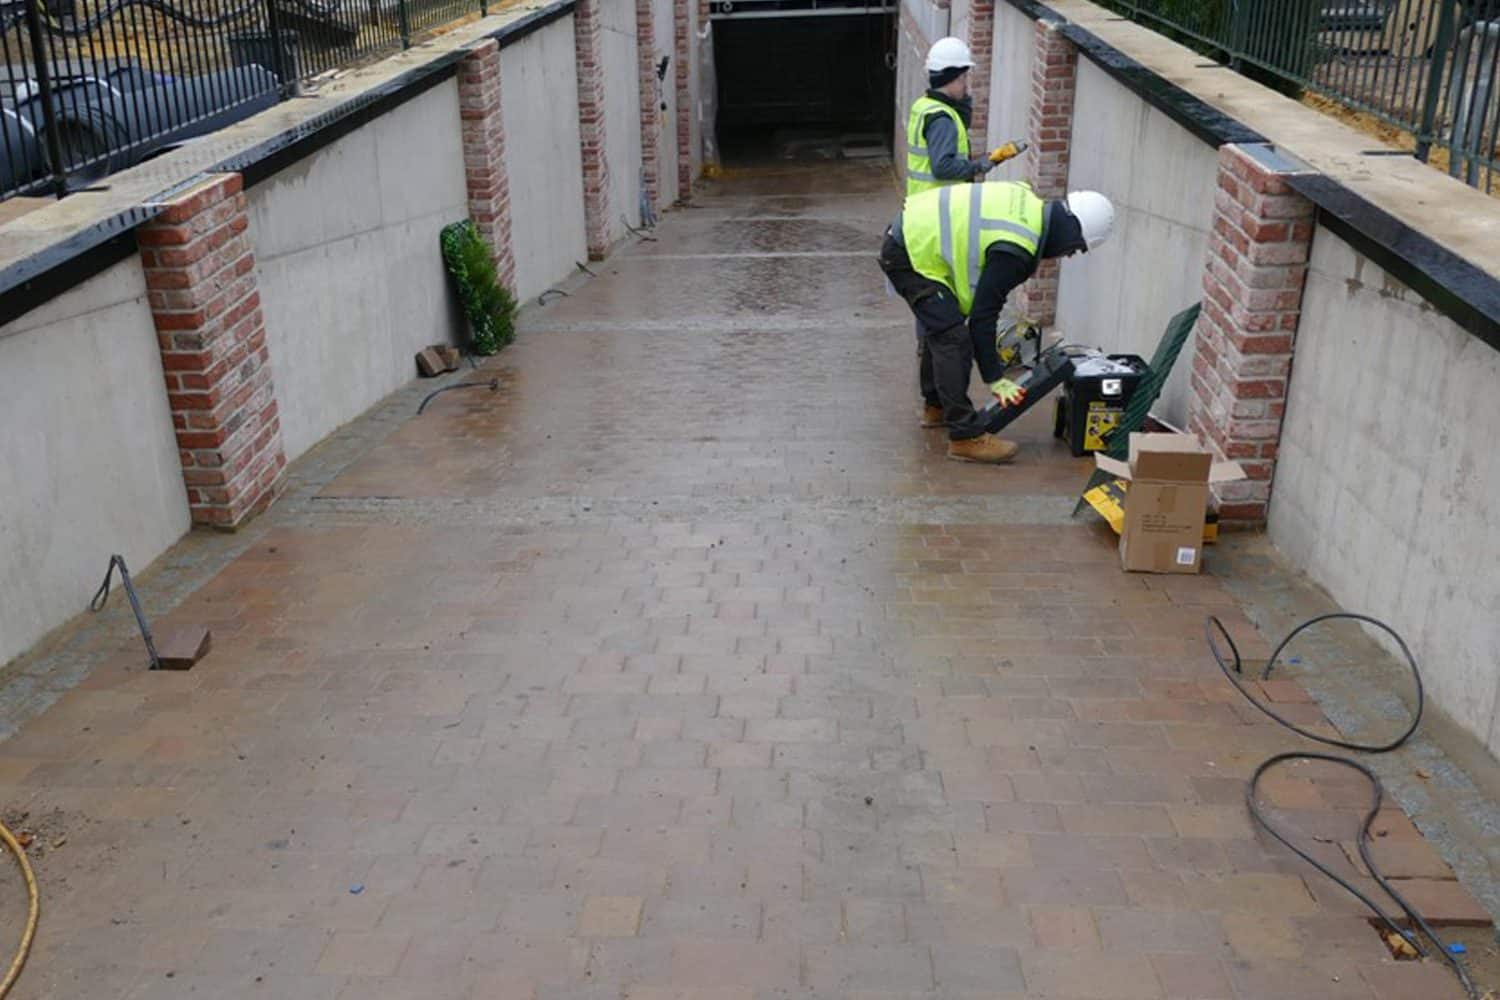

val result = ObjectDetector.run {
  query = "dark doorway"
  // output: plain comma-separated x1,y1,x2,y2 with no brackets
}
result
712,9,895,164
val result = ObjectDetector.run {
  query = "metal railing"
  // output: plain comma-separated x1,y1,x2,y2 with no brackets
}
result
2,0,486,200
1107,0,1500,192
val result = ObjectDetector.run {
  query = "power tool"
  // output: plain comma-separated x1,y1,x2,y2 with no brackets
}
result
980,341,1075,435
978,320,1132,436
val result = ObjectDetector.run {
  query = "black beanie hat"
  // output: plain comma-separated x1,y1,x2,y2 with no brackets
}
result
928,65,968,89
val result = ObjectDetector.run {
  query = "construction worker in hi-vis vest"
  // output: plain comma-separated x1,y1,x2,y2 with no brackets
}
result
878,182,1117,465
905,37,994,197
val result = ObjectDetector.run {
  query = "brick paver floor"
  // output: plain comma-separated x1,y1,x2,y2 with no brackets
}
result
0,161,1474,998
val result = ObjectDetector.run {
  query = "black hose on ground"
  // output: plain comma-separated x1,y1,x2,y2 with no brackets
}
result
416,378,498,415
1205,613,1481,999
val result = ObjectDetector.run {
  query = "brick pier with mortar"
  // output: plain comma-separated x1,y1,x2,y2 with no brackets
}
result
673,0,693,202
965,0,995,153
139,172,285,529
1189,143,1314,527
458,39,518,293
635,0,662,214
1020,18,1076,327
0,160,1483,1000
574,0,612,258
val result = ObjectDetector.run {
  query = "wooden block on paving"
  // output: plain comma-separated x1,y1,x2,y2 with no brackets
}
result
155,626,211,670
416,348,445,377
435,346,461,371
1390,878,1492,927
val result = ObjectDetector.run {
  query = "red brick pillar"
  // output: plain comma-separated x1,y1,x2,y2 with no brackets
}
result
1020,18,1076,326
1188,143,1314,526
458,40,516,292
636,0,661,213
139,173,285,529
574,0,612,259
673,0,692,203
965,0,994,152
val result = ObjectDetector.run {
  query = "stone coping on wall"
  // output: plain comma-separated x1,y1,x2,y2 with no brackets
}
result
1002,0,1500,351
0,0,575,331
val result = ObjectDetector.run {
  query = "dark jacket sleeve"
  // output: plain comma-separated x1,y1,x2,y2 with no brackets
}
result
922,114,986,182
968,248,1034,384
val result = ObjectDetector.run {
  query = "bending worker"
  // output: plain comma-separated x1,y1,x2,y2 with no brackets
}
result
878,180,1116,464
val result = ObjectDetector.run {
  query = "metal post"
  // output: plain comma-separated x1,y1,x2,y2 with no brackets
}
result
22,0,68,198
1225,0,1246,72
90,555,162,671
1450,22,1500,185
1415,0,1459,162
263,0,295,97
397,0,411,48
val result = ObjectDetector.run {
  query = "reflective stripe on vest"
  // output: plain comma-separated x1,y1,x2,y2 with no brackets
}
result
905,96,969,196
901,182,1044,315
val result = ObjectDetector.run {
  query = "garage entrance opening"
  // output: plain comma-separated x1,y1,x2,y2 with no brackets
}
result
710,1,896,164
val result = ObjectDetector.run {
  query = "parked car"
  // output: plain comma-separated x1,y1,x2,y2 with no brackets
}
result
1,61,279,195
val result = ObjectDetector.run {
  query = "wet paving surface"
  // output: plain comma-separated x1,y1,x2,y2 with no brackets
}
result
0,161,1478,998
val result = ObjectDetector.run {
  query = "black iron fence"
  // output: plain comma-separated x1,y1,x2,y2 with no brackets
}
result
1,0,487,199
1107,0,1500,192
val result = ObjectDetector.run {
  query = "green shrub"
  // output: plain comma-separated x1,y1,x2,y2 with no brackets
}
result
440,220,517,357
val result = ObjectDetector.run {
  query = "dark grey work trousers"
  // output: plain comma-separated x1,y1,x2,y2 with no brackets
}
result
878,230,989,441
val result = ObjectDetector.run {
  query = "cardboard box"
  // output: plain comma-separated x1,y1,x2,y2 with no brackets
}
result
1093,433,1245,574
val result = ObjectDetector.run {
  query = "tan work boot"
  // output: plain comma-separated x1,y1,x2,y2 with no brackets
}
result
920,404,945,428
947,434,1020,464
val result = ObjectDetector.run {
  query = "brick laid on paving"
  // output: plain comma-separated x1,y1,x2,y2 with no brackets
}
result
0,162,1479,999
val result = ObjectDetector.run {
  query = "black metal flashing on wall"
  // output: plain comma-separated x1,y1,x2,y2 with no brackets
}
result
224,53,469,188
1291,175,1500,351
489,0,575,44
0,0,575,331
999,0,1500,351
0,210,149,330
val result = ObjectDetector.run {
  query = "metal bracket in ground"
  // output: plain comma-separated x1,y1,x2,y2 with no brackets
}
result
89,554,161,670
417,378,499,415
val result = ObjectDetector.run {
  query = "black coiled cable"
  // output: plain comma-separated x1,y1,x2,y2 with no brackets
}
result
1206,613,1481,1000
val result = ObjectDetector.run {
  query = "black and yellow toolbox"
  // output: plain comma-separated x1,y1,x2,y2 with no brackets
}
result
1053,354,1149,456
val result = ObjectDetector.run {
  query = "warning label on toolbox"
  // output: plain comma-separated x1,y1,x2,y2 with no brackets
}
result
1083,401,1122,452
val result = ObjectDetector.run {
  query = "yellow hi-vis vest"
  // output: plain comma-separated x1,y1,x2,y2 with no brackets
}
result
905,95,969,196
902,182,1045,315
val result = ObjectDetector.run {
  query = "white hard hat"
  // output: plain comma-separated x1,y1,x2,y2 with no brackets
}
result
1065,190,1116,250
926,37,974,74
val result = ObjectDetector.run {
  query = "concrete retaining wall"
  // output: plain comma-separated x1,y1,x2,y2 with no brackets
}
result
504,18,590,299
251,80,469,462
1051,58,1217,427
601,0,645,233
895,0,945,166
1271,232,1500,756
985,1,1031,158
0,259,190,666
654,0,680,202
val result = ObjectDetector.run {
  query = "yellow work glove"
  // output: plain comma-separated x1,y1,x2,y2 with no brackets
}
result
988,141,1029,164
991,378,1027,407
